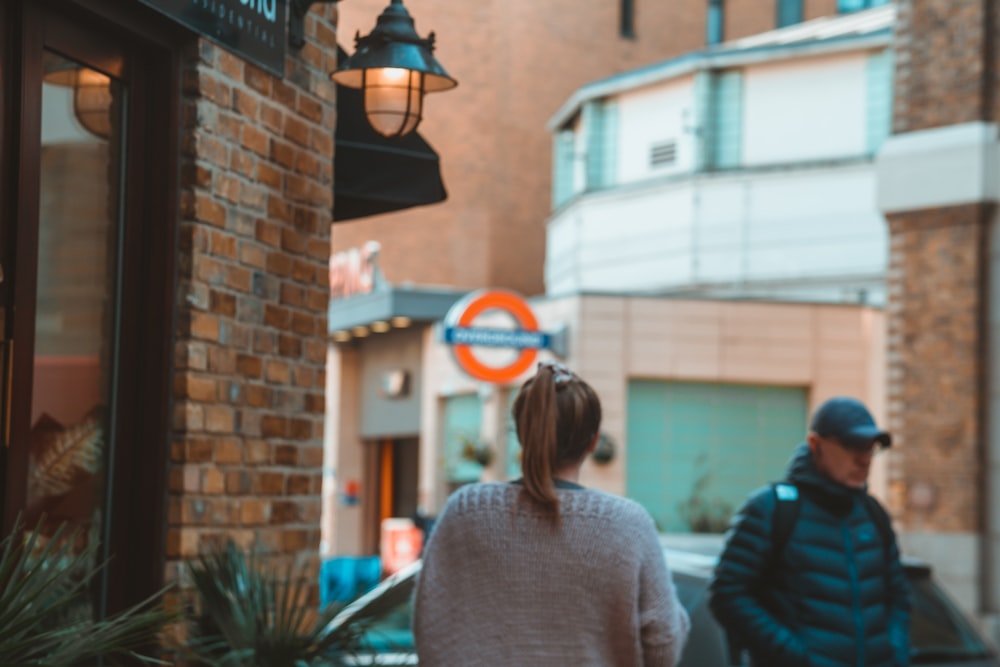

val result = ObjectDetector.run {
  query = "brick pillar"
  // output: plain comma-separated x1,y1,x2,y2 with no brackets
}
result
878,0,998,619
166,6,338,585
885,205,989,532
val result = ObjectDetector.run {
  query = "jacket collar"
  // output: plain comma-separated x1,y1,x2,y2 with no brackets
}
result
784,441,866,514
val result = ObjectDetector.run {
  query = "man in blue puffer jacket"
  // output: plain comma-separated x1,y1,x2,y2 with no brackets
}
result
709,396,911,667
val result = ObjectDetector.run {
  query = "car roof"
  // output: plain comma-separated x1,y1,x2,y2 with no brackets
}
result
325,560,422,633
325,530,935,631
658,532,933,577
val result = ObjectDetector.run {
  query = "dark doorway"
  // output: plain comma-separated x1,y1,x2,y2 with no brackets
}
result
361,437,419,554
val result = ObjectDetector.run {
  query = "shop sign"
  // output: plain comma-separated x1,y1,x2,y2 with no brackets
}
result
329,241,381,300
381,518,423,575
442,289,564,384
136,0,287,77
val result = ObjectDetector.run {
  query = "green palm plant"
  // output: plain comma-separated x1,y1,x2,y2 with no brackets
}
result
184,540,362,667
0,516,177,666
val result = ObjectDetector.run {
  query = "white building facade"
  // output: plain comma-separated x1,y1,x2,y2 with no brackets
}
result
546,6,894,306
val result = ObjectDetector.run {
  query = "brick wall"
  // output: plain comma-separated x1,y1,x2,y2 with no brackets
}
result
804,0,840,23
166,6,337,581
885,205,989,531
892,0,994,133
726,0,838,41
884,0,996,532
727,0,779,40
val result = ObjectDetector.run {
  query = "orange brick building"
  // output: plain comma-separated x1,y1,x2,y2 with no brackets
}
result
332,0,849,297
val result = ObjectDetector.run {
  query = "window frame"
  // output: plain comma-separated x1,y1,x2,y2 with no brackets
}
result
620,0,636,38
776,0,803,27
707,0,724,46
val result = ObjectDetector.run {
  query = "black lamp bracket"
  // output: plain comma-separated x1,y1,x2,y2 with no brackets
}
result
354,27,436,51
348,0,437,52
289,0,338,49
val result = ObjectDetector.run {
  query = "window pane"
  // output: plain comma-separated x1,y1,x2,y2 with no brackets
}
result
777,0,803,27
838,0,868,12
552,130,576,209
866,49,894,154
25,50,125,615
620,0,636,37
909,573,993,660
443,394,483,485
708,70,743,169
585,99,618,190
707,0,724,46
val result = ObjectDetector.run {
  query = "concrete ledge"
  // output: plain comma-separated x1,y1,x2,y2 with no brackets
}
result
876,121,1000,213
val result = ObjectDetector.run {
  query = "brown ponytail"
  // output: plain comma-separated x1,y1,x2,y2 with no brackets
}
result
512,362,602,524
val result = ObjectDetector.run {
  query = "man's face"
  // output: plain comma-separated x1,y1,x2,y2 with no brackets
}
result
808,433,880,488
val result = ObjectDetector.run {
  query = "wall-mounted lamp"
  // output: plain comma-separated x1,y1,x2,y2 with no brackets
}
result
331,0,457,138
43,62,112,140
592,433,616,465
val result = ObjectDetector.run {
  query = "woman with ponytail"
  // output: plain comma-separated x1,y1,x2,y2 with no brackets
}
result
414,361,689,666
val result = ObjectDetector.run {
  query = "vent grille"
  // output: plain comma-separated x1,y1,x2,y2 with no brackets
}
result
650,140,677,167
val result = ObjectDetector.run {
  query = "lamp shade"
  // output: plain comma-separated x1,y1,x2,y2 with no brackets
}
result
72,69,113,140
43,60,113,141
362,67,423,137
332,0,456,138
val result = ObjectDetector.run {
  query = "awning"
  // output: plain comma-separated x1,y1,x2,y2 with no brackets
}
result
333,48,448,222
328,285,464,337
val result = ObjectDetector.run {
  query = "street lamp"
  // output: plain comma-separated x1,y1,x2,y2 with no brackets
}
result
331,0,457,138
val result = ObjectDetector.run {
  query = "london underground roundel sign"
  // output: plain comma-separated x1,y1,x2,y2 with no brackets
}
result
442,289,552,384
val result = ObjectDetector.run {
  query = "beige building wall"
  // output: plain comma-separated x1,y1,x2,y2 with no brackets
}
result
418,295,888,513
321,344,364,556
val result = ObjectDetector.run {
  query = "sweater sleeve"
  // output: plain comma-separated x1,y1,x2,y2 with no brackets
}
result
708,488,811,666
636,515,690,667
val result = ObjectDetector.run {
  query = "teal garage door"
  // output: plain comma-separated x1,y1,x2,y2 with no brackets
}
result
626,381,807,533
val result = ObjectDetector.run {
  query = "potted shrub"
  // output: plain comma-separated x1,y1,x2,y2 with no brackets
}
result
0,516,177,666
182,540,362,666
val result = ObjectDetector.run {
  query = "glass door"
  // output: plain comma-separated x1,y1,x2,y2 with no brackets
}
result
1,0,179,617
20,49,125,588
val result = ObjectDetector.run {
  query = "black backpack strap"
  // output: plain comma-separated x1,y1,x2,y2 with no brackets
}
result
769,482,801,569
859,493,893,564
726,484,799,666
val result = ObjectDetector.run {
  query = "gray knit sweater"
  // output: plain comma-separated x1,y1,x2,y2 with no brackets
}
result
413,482,690,666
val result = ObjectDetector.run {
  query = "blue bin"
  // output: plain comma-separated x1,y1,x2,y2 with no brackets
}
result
319,555,382,607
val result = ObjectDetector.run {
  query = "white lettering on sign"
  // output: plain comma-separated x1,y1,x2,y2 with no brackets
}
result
239,0,277,22
329,241,381,300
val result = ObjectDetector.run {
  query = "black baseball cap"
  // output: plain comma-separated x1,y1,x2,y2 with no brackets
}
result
809,396,891,450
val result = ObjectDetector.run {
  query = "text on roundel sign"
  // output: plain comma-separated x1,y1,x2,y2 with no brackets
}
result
443,289,547,384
